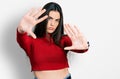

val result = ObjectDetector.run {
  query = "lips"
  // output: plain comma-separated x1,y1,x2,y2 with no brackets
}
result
48,27,54,30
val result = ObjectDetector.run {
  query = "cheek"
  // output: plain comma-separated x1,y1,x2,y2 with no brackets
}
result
55,23,59,29
46,21,50,27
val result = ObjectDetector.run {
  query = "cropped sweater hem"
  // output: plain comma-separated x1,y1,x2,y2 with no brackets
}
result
31,65,69,71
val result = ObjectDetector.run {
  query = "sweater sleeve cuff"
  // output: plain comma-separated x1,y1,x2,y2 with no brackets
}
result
71,49,88,53
71,41,90,53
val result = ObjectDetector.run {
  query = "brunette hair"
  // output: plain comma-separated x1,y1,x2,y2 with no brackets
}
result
34,2,64,46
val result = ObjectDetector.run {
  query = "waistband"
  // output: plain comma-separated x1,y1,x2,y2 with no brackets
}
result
34,73,71,79
64,73,71,79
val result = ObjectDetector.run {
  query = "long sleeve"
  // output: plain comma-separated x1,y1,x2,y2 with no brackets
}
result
16,29,33,56
62,35,89,53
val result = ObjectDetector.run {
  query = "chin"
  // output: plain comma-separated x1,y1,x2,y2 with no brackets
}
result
47,30,55,34
47,31,53,34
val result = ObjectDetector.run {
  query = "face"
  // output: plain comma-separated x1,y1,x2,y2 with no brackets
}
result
46,11,60,33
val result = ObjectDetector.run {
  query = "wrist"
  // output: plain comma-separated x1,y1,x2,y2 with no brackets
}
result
17,25,25,34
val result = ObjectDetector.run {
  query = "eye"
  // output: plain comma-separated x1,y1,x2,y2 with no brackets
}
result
47,17,52,20
56,19,60,22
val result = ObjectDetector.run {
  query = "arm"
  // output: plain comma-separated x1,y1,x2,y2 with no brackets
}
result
16,29,33,56
64,24,89,53
16,7,48,56
63,35,89,53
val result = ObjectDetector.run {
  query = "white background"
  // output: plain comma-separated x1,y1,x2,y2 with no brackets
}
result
0,0,120,79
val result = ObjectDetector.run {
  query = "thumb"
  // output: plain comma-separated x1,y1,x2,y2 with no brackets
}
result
29,31,36,39
64,47,72,50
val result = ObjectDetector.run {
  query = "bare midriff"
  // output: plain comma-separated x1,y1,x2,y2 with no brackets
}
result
33,68,69,79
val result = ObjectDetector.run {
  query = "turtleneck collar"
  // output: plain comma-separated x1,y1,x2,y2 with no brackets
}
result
43,33,54,44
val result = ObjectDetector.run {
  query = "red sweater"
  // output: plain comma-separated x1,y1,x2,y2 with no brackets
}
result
16,30,88,71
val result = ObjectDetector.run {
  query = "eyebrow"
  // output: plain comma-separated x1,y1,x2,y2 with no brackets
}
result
48,16,60,21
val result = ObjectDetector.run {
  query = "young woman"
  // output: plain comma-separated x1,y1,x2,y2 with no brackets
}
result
16,2,89,79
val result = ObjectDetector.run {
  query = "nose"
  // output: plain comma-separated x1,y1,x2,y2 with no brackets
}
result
50,20,55,26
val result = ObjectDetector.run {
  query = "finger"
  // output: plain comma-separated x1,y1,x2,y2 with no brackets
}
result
66,24,76,36
74,25,84,38
28,8,37,16
34,9,46,19
64,24,72,38
74,25,81,35
64,46,73,50
26,8,35,16
64,24,75,39
73,25,78,34
36,15,48,24
32,7,42,17
74,26,88,47
72,25,82,39
29,31,36,39
29,8,41,17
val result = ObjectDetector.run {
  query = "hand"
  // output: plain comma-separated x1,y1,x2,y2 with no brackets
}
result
18,7,48,39
64,24,88,50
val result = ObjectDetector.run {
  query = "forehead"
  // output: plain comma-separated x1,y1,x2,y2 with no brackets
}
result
48,11,60,19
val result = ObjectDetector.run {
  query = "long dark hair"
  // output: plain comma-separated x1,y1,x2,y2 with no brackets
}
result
34,2,64,47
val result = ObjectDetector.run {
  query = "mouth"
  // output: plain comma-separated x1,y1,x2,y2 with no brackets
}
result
48,27,54,30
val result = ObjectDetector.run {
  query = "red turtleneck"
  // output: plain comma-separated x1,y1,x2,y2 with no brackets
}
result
16,30,88,71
